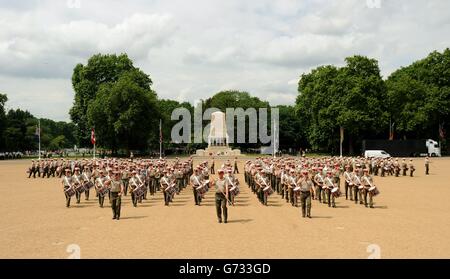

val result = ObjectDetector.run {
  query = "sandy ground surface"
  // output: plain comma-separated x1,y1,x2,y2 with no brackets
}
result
0,157,449,259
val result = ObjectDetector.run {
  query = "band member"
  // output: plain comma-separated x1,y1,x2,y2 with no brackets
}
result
299,170,314,218
409,159,415,177
288,169,298,206
121,167,130,196
210,158,215,174
313,167,324,203
28,160,37,178
72,167,83,204
394,159,400,177
110,171,124,220
129,170,139,207
258,170,270,206
324,172,335,208
343,165,353,200
81,166,92,200
425,156,430,175
62,169,73,208
361,169,375,208
95,170,108,208
190,168,202,205
160,170,172,206
233,157,239,174
212,169,229,223
352,167,362,204
401,158,408,176
226,169,239,206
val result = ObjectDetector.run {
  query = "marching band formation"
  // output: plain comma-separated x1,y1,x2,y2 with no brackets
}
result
244,156,421,218
27,155,427,221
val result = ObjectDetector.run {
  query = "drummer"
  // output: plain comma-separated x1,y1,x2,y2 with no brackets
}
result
72,167,83,204
190,167,202,206
361,169,375,208
62,169,73,208
226,168,239,206
323,171,335,208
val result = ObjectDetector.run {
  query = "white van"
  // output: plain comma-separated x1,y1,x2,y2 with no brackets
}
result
364,150,391,158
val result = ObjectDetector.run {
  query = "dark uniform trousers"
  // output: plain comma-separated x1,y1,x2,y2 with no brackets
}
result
64,186,71,207
193,186,200,205
354,187,360,204
215,192,228,222
425,164,429,175
98,192,105,207
131,191,138,207
29,167,36,178
300,191,311,217
122,179,129,196
75,189,81,204
234,164,239,174
110,192,121,218
163,190,171,206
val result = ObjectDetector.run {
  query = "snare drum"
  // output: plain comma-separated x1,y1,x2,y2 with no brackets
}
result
75,184,86,194
331,187,341,198
229,186,240,197
263,186,274,196
165,185,176,196
196,185,207,196
133,186,144,198
369,186,380,196
65,187,76,197
98,186,109,197
84,181,94,189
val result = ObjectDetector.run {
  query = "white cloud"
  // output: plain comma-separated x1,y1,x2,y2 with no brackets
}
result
0,0,450,121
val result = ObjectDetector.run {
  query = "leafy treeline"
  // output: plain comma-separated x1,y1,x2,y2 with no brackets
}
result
296,49,450,154
0,95,77,152
1,49,449,155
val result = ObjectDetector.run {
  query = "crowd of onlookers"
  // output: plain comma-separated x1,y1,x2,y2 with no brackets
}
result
0,151,24,160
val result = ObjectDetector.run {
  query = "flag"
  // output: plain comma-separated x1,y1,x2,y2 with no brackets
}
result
91,128,96,145
35,125,40,136
159,119,162,143
340,127,344,144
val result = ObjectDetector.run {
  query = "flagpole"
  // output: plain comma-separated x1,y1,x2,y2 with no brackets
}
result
159,119,162,159
93,143,96,159
38,119,41,160
273,118,276,158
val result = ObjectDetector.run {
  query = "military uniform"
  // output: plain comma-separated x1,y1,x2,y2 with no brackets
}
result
95,174,107,208
299,175,314,218
72,170,83,204
313,171,324,203
361,172,374,208
343,168,353,200
409,160,415,177
110,175,123,220
62,172,73,208
190,172,202,205
214,175,229,223
324,174,335,207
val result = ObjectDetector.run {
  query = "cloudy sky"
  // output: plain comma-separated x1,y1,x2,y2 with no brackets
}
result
1,0,449,121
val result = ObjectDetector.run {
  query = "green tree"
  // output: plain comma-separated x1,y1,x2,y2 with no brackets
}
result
70,53,152,146
296,56,388,154
87,73,160,154
387,48,450,150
